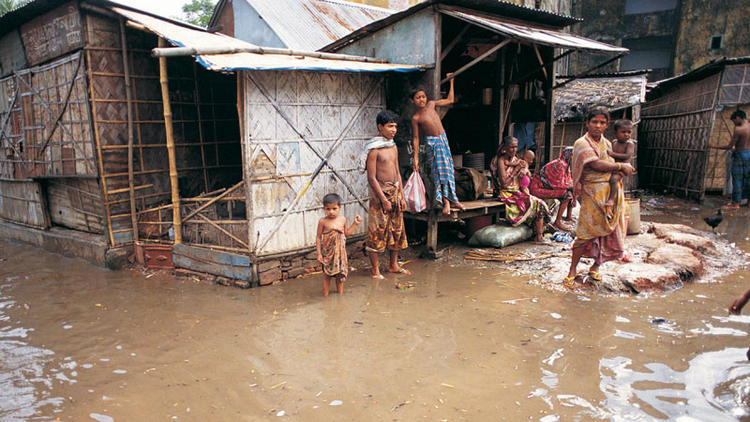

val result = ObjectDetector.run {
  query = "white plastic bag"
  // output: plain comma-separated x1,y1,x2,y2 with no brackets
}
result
403,171,427,213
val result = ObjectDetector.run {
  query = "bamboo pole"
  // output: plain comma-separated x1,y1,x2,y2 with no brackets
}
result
86,47,116,246
158,37,182,244
192,62,209,191
121,20,139,243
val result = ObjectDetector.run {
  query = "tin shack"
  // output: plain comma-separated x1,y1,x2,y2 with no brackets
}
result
321,0,628,255
0,0,420,284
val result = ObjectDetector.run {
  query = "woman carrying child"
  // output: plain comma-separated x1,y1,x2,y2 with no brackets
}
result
490,136,550,243
563,106,634,288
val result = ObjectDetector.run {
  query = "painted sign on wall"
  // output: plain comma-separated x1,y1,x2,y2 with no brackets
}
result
20,3,83,66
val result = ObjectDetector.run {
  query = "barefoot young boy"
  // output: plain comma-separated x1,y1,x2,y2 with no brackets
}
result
316,193,361,296
411,75,464,215
606,119,635,213
364,110,410,279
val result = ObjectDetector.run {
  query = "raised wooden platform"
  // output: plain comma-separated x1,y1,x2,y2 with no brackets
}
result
404,199,505,258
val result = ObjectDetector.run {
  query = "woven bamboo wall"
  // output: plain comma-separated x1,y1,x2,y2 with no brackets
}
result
638,73,720,199
705,64,750,192
85,13,241,246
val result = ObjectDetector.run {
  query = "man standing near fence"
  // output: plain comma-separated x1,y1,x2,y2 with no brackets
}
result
711,110,750,209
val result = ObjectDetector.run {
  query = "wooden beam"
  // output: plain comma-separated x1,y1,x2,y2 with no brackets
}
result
441,39,512,85
158,37,182,244
440,23,471,61
182,180,244,222
532,44,548,80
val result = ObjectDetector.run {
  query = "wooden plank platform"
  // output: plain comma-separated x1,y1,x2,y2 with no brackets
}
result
404,199,505,258
172,244,254,283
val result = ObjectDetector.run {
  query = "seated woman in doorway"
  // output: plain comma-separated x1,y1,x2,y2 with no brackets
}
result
490,136,550,243
564,106,634,288
529,146,576,231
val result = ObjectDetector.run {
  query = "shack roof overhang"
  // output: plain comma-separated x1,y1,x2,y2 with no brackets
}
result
112,7,421,73
0,0,422,74
648,56,750,97
440,9,627,53
320,0,627,56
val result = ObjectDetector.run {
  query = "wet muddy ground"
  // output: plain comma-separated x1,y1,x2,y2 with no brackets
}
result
1,196,750,421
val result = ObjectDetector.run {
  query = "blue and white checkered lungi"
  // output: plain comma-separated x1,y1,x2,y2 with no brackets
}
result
426,132,459,204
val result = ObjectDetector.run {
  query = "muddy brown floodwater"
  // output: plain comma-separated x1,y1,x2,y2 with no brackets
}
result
1,198,750,421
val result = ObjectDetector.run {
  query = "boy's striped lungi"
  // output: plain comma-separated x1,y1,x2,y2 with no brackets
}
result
425,132,459,204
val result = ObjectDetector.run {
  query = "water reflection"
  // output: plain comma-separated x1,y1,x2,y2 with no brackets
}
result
0,283,66,421
592,347,750,420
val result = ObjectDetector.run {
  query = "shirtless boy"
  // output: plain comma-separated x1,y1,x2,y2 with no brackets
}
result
364,110,410,279
711,110,750,209
316,193,361,296
606,119,635,212
411,75,464,215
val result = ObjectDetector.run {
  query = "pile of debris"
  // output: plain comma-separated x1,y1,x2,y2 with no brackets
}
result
483,223,745,294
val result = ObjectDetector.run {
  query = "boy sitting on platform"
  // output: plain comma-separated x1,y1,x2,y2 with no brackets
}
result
316,193,361,296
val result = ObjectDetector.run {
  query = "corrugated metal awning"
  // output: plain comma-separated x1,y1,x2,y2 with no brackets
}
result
111,7,421,73
441,9,628,53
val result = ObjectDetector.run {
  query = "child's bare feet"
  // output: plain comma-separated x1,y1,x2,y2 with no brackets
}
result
441,201,451,215
336,278,344,294
452,201,465,211
387,266,411,275
323,277,331,297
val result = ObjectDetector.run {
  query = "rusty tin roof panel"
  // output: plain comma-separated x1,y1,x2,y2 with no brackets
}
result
245,0,393,51
442,9,628,52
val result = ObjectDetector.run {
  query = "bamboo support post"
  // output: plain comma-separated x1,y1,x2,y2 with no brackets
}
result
158,37,182,244
192,62,209,190
86,47,116,246
121,19,139,243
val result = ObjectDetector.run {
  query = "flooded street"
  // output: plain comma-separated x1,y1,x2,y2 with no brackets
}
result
1,201,750,421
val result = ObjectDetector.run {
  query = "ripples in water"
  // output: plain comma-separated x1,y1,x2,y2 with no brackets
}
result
0,285,70,421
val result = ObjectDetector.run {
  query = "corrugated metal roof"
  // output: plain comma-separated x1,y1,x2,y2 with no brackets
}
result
243,0,393,51
111,6,421,73
442,9,628,52
323,0,582,53
650,56,750,91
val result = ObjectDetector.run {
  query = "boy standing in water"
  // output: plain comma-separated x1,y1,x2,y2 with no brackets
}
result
316,193,361,296
411,75,464,215
364,110,410,279
606,119,635,214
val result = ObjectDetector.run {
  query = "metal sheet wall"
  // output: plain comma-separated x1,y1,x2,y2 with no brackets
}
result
242,70,384,256
335,8,437,65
